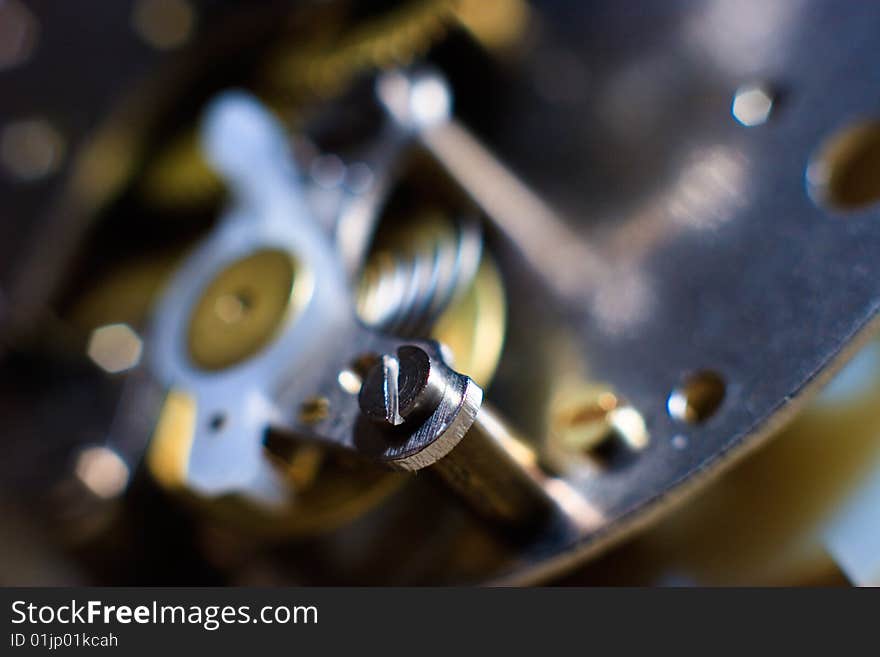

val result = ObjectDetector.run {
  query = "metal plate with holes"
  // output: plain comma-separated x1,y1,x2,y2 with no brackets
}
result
3,0,880,584
474,0,880,581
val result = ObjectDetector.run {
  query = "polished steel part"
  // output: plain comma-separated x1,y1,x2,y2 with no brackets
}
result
357,344,562,527
6,1,880,584
431,404,562,528
136,40,880,571
148,89,497,508
147,85,571,531
357,211,506,388
149,91,351,504
373,44,880,577
359,346,447,427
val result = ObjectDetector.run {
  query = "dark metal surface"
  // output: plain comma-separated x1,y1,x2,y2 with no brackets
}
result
305,333,480,470
4,0,880,584
461,0,880,581
358,345,446,427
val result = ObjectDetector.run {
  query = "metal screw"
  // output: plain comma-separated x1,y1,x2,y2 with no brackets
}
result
358,345,445,428
550,383,649,456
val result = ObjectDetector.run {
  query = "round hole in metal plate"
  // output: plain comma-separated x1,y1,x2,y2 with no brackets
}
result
807,120,880,211
208,412,226,433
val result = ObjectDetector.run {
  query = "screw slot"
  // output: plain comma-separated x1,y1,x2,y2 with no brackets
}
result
358,346,445,429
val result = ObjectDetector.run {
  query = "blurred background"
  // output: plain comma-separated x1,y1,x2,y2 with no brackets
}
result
2,0,880,586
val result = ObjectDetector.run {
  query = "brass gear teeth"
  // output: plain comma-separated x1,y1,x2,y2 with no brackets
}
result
357,211,507,388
